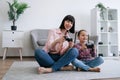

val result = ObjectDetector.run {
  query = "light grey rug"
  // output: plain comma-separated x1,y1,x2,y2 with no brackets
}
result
2,59,120,80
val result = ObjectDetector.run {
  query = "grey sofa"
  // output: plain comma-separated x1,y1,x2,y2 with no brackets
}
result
30,29,98,50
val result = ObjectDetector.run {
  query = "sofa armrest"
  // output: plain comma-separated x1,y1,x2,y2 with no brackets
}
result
89,36,98,46
30,29,49,50
30,31,40,49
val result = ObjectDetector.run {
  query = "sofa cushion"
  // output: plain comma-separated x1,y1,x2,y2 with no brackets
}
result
37,39,47,46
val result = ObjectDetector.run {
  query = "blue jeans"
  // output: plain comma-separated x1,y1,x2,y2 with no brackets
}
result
35,48,78,71
71,56,104,71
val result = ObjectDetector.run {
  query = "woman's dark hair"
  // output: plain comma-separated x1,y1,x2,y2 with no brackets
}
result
59,15,75,33
77,29,87,36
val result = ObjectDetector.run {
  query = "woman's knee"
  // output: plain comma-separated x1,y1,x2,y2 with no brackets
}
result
34,49,42,56
35,48,39,54
68,48,79,57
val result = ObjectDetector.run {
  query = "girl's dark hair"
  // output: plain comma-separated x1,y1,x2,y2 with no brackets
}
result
77,29,86,36
59,15,75,33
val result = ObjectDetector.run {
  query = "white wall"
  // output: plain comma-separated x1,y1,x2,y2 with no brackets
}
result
0,0,120,56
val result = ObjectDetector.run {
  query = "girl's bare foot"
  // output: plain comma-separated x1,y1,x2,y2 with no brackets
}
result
89,67,100,72
38,67,52,74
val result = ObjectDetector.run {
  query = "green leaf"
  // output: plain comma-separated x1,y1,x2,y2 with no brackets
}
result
7,2,15,20
16,3,28,15
95,3,106,11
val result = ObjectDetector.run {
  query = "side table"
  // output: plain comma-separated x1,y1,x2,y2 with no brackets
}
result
2,30,24,60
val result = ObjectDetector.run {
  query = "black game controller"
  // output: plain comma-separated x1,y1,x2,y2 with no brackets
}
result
64,36,73,42
85,35,94,49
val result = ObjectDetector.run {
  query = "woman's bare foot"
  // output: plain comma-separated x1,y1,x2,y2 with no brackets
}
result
61,65,74,71
38,67,52,74
89,67,100,72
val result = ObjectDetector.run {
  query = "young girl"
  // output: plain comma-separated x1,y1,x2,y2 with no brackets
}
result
72,30,104,72
35,15,78,74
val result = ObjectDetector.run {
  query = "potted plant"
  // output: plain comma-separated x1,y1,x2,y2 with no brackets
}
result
7,0,29,30
95,3,106,20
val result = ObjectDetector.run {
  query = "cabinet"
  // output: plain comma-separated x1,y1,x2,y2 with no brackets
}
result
2,30,24,60
91,8,119,57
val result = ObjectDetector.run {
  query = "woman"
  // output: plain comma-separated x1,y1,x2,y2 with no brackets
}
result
35,15,78,74
72,30,104,72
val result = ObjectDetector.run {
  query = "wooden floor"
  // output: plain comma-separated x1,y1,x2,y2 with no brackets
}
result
0,57,120,80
